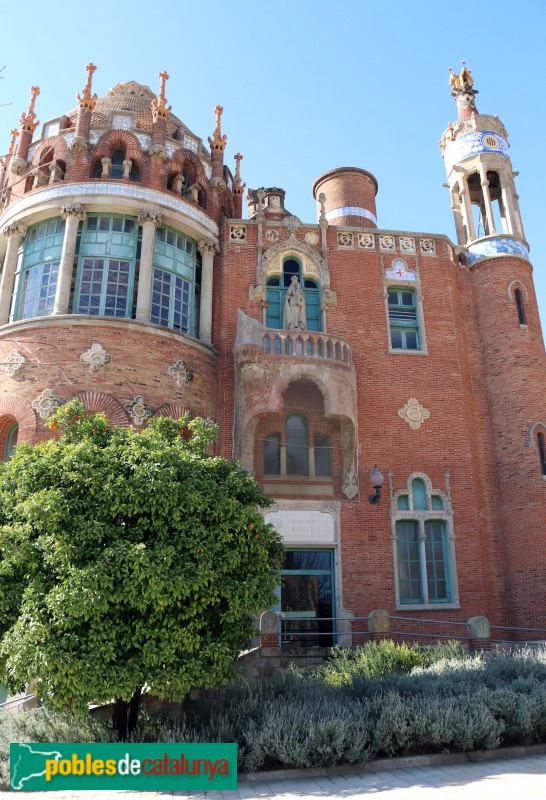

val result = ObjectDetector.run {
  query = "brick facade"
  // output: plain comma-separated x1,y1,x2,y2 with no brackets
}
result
0,68,544,642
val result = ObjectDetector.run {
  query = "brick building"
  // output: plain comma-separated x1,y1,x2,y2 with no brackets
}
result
0,65,544,646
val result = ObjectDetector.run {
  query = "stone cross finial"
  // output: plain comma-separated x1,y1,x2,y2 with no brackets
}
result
208,104,227,151
77,63,98,110
151,70,172,120
1,128,19,167
20,86,40,133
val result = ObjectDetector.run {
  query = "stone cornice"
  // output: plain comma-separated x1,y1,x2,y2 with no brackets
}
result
0,182,219,238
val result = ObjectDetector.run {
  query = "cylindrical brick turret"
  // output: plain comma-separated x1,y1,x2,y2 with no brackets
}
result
312,167,378,228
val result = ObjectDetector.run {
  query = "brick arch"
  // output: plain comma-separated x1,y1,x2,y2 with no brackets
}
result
507,279,530,303
170,148,209,188
31,135,70,168
74,391,129,427
0,396,37,443
152,403,191,420
528,421,546,447
93,129,145,166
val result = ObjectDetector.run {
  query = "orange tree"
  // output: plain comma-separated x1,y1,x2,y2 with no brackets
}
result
0,401,283,738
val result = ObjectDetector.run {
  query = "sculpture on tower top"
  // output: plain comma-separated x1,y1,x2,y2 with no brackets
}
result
208,104,227,151
77,63,98,110
448,61,479,120
151,70,172,120
20,86,40,133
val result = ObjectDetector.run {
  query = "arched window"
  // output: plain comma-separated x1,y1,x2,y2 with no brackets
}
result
263,433,281,475
514,288,526,325
538,432,546,477
266,258,321,331
74,214,138,318
393,475,456,606
3,422,18,461
388,287,420,350
150,225,200,335
111,148,125,179
314,435,331,477
286,414,308,476
12,218,65,321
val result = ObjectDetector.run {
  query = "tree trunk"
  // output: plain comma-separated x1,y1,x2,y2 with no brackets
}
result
112,688,142,740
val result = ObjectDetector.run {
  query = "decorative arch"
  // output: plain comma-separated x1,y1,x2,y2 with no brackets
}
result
169,148,209,188
393,471,450,511
528,421,546,447
93,129,145,167
260,239,329,287
507,279,530,302
152,403,192,420
0,396,37,443
74,391,129,427
31,135,70,168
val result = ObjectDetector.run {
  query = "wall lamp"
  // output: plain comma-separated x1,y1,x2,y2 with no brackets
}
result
368,466,384,505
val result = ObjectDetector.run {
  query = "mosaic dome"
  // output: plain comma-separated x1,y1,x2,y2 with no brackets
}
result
66,81,186,137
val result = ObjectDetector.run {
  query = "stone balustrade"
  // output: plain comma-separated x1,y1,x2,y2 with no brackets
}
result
261,329,352,364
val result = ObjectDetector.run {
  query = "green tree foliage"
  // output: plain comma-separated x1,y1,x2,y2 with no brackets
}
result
0,401,283,737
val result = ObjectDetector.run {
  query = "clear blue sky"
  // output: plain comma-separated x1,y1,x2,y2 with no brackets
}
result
2,0,546,327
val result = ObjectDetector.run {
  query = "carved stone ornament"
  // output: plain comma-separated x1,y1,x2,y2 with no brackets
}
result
138,208,162,228
124,395,152,426
70,136,89,153
80,343,112,372
1,349,25,377
420,238,435,255
32,388,61,420
337,232,353,248
10,157,27,176
230,225,246,242
61,203,86,222
3,221,27,240
305,231,319,245
400,237,416,252
265,229,279,243
398,397,431,430
168,359,193,387
358,233,375,249
321,289,337,310
149,144,167,161
341,471,359,500
249,284,267,303
198,238,219,256
379,235,395,251
211,176,227,194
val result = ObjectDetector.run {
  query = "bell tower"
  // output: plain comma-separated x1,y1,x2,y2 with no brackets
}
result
440,63,527,263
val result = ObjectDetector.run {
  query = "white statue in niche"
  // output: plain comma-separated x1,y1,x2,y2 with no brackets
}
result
283,275,307,330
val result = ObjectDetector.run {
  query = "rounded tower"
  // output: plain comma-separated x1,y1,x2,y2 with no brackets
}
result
312,167,378,228
0,66,240,458
440,66,546,630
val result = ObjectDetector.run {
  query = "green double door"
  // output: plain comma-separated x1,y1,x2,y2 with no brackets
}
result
276,550,335,647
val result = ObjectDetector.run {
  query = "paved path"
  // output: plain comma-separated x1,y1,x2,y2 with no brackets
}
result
2,753,545,798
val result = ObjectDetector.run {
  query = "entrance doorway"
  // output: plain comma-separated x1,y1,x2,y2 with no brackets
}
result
277,550,335,647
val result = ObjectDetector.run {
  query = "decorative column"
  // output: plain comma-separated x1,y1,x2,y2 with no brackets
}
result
11,86,40,175
458,175,476,242
450,193,465,244
0,222,27,324
52,204,86,315
198,239,219,344
478,164,497,235
232,153,245,218
136,209,162,322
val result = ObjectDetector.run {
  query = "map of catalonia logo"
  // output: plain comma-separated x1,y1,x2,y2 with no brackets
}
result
10,743,237,790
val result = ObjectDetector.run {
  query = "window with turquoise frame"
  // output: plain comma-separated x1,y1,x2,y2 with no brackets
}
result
388,287,420,350
266,258,321,331
394,476,454,605
12,218,65,321
75,214,138,318
3,423,18,461
151,225,200,335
